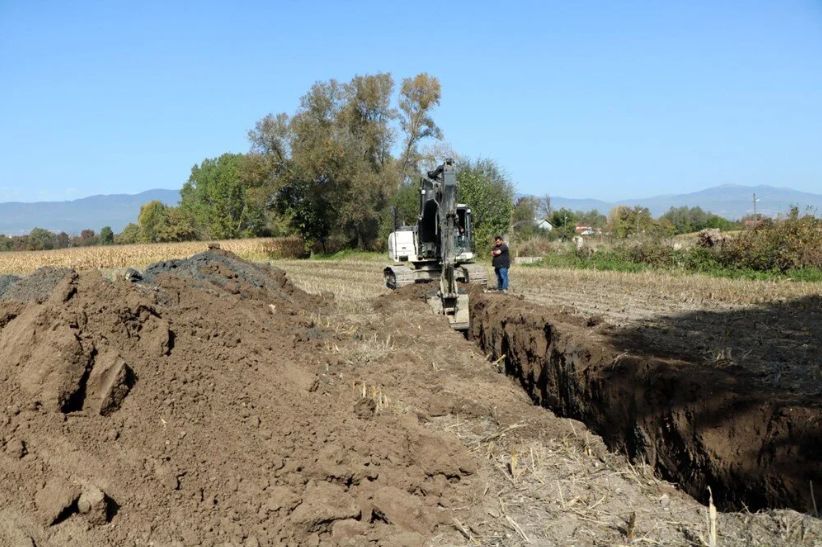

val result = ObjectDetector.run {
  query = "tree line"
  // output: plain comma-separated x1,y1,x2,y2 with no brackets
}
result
1,71,756,254
0,227,114,252
510,199,741,241
112,72,514,252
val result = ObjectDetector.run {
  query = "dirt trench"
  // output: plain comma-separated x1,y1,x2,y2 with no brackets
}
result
468,290,822,513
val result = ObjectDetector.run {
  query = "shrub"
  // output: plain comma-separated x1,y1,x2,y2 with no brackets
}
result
624,240,676,268
718,210,821,272
514,236,566,257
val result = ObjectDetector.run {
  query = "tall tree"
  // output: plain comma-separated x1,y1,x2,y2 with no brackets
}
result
537,194,552,220
338,73,398,248
181,153,265,239
99,226,114,245
550,208,579,239
138,201,169,243
456,159,514,249
398,74,443,178
608,206,654,238
28,228,56,251
116,223,142,245
273,74,400,250
280,80,348,250
512,196,539,237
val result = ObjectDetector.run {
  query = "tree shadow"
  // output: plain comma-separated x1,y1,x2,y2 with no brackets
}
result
603,294,822,398
596,295,822,511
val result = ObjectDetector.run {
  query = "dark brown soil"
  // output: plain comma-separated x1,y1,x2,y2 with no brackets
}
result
469,290,822,513
0,251,479,546
1,251,819,546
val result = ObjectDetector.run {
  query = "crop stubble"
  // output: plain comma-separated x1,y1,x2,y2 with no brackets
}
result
0,247,818,545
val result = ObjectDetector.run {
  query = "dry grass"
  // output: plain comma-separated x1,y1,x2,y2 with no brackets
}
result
6,242,816,314
273,258,821,322
275,259,390,313
516,265,820,305
513,265,822,323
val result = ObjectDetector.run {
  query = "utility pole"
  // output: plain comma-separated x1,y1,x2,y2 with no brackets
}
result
753,192,757,219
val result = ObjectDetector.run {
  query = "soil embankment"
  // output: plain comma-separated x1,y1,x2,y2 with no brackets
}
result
469,290,822,512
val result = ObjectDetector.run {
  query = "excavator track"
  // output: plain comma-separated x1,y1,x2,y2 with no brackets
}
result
385,264,489,290
383,266,417,289
385,264,487,290
459,264,488,287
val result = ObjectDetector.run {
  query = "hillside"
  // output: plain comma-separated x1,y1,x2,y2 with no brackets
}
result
548,184,822,219
0,189,180,235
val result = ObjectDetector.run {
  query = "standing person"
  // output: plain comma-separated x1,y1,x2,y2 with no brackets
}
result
491,235,510,293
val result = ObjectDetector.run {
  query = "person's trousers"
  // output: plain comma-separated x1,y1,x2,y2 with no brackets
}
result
494,267,509,291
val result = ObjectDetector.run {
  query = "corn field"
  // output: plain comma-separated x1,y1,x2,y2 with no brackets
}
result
0,237,306,275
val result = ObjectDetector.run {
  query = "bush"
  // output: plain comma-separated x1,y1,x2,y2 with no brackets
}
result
717,210,821,272
514,236,566,257
624,240,676,268
529,213,822,281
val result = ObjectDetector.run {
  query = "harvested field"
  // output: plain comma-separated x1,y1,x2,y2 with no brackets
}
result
0,252,819,545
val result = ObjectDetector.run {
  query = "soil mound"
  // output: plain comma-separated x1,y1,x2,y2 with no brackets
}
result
0,251,478,546
0,267,73,304
0,274,20,298
142,248,322,308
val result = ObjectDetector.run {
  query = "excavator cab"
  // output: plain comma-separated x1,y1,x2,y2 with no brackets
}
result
454,206,473,258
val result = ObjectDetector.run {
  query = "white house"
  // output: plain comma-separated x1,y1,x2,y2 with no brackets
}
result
536,218,554,231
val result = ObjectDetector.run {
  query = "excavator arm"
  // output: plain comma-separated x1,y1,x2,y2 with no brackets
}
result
427,159,470,329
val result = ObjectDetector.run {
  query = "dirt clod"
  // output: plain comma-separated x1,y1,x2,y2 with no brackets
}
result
35,479,79,525
288,482,360,533
85,351,134,415
372,486,434,535
77,486,110,525
4,438,26,459
353,397,376,419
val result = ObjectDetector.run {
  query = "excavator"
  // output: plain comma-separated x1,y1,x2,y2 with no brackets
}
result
384,159,487,330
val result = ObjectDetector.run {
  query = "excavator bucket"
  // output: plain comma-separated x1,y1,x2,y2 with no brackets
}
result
427,293,470,331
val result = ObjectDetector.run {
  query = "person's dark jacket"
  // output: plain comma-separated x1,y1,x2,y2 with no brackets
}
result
492,243,510,269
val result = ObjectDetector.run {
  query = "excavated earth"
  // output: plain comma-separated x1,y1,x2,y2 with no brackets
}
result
0,250,819,546
469,290,822,513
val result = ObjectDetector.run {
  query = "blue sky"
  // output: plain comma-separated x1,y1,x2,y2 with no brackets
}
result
1,0,821,202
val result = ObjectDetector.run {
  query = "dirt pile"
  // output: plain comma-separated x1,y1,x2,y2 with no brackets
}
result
0,267,73,304
469,290,822,513
0,274,21,297
142,248,323,307
0,250,482,546
2,249,819,545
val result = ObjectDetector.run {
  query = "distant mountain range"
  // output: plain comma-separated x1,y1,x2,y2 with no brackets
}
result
0,189,180,235
0,184,819,236
544,184,822,220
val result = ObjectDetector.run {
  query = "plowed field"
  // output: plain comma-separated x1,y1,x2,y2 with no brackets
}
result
0,251,819,546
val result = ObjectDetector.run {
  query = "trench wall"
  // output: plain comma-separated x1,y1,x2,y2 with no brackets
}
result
469,292,822,512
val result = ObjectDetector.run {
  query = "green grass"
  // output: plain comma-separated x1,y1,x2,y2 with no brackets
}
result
527,250,822,282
